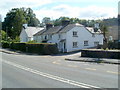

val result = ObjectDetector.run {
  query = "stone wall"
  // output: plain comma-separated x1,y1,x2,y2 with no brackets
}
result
81,49,120,59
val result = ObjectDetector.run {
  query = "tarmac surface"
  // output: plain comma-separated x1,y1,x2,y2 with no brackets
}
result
0,48,119,65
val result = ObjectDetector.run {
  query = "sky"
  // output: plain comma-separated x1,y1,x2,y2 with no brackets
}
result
0,0,119,22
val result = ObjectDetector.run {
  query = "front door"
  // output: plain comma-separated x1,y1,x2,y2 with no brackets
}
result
63,42,66,52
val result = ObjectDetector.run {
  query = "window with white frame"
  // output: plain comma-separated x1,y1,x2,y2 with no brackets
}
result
84,41,89,46
73,31,78,37
73,42,78,48
94,41,99,46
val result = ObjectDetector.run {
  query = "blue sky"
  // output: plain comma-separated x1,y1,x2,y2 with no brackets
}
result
0,0,119,22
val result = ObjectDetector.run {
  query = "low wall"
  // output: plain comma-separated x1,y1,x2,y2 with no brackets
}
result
81,49,120,59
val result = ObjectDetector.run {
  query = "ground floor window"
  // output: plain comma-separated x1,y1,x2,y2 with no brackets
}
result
73,42,78,48
84,41,89,46
94,41,99,46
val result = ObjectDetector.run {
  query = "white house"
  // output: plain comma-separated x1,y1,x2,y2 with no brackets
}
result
33,21,104,52
20,24,44,42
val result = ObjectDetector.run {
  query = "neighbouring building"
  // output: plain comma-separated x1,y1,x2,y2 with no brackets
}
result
33,21,104,52
106,26,118,42
20,24,44,42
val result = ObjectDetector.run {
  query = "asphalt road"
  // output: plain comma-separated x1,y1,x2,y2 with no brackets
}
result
1,52,119,88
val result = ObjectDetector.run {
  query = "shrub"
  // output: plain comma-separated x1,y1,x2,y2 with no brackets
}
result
10,42,26,52
43,44,59,54
26,43,59,55
8,42,59,55
108,41,120,49
1,41,10,48
27,40,36,43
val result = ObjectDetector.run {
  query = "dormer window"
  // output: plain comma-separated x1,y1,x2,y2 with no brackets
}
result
73,31,78,37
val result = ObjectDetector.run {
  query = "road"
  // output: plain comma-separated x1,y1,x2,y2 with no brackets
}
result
1,52,119,88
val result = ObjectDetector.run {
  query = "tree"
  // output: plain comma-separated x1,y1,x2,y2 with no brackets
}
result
2,8,27,39
100,23,108,49
0,30,7,40
42,17,51,24
2,7,40,39
26,8,40,27
53,16,70,26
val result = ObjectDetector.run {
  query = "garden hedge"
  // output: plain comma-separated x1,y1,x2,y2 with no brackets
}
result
2,42,59,55
10,42,26,52
26,43,59,55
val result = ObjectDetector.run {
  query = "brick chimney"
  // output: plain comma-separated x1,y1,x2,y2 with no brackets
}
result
46,23,53,30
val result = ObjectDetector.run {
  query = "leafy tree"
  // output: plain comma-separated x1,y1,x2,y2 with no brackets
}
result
100,23,108,49
26,8,40,26
53,17,70,26
0,30,7,40
2,7,40,39
42,17,51,24
2,8,27,39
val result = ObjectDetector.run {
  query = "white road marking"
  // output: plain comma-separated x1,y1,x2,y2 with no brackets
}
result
52,61,61,65
107,71,119,74
85,68,96,71
84,64,89,65
3,60,100,88
67,65,78,68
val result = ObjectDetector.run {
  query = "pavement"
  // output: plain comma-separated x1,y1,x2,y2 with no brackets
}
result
0,48,119,65
65,53,120,65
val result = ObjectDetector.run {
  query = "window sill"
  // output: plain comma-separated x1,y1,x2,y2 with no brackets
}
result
84,45,89,46
73,46,78,48
73,36,78,37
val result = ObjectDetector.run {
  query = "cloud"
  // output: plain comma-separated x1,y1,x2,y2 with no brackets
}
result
0,0,118,21
34,4,117,21
118,1,120,15
0,0,53,20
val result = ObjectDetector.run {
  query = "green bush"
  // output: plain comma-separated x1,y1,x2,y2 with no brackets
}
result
27,40,36,43
43,44,59,54
26,43,59,55
10,42,26,52
1,41,10,48
108,41,120,49
6,42,59,55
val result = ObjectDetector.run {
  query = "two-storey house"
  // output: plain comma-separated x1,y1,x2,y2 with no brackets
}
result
33,21,103,52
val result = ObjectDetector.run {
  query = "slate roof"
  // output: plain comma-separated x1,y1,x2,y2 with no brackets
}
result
33,23,101,36
25,27,44,37
59,23,83,33
43,26,62,35
34,26,63,36
33,29,46,36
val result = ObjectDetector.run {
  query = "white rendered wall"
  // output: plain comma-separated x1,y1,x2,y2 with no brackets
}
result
66,27,103,52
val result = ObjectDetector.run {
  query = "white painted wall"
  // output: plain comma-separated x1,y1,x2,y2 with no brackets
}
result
47,34,59,43
66,27,103,52
20,29,28,42
34,25,103,52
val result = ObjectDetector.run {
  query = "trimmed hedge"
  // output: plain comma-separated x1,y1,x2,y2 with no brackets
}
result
6,42,59,55
10,42,26,52
26,43,59,55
